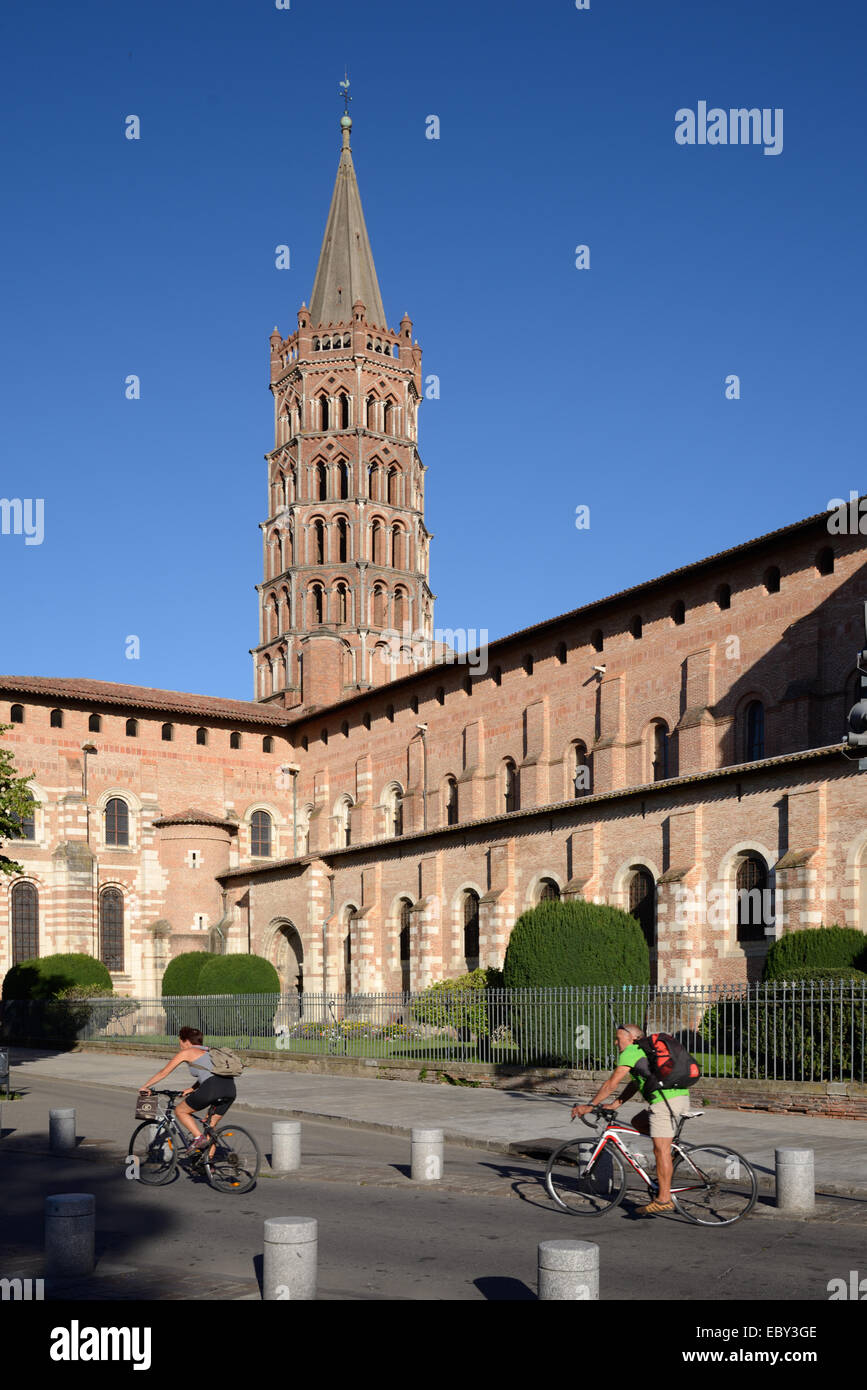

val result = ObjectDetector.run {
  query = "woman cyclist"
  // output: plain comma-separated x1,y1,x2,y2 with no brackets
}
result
139,1026,236,1151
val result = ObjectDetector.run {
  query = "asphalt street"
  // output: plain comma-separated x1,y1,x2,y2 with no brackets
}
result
1,1076,865,1304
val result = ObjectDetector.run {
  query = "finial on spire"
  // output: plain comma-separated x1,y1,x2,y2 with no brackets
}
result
339,70,351,117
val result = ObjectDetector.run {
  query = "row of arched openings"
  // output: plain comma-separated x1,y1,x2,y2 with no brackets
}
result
9,882,124,971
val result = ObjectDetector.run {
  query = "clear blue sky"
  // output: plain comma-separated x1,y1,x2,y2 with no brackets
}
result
1,0,865,700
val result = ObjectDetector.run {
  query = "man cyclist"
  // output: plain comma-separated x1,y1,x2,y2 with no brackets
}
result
572,1022,691,1216
139,1026,236,1152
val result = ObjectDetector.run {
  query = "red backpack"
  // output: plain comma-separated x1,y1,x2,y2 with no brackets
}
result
634,1033,701,1096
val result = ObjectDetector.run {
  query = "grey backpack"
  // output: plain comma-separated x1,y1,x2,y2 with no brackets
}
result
207,1047,245,1077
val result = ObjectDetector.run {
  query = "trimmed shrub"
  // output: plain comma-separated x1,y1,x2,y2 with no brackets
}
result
196,954,280,1038
763,927,867,982
699,972,866,1081
503,901,650,1066
161,951,219,1035
1,953,112,1002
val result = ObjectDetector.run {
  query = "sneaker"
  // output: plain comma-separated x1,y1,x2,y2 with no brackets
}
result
189,1135,210,1151
635,1198,675,1217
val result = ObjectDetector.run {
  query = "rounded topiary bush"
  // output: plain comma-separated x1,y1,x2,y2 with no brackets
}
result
161,951,218,1035
763,926,867,982
2,953,112,1001
503,901,650,1067
197,954,280,1037
503,900,650,987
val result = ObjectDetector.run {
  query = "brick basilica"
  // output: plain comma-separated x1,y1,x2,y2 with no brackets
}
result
3,113,866,998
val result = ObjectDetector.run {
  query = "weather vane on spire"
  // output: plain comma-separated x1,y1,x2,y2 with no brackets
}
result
339,70,351,116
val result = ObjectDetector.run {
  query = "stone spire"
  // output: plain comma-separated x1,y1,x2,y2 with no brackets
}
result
308,112,388,330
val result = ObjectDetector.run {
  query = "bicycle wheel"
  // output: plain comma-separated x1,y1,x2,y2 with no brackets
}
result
129,1121,178,1185
203,1123,261,1194
671,1144,758,1226
545,1138,627,1215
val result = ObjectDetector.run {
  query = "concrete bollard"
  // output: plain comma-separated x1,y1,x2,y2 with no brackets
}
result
411,1127,444,1182
775,1148,815,1214
263,1216,317,1301
45,1193,95,1279
49,1108,76,1154
538,1239,600,1301
271,1120,301,1173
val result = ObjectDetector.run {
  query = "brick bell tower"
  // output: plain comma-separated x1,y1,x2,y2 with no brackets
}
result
253,97,435,712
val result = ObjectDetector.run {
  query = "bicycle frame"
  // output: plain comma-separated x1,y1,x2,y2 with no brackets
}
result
584,1118,704,1195
150,1092,219,1154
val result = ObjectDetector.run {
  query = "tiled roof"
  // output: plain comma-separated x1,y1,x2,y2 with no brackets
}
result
153,809,240,829
0,675,291,726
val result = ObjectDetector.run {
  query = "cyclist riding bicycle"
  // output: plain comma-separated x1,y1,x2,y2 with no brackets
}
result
139,1026,236,1152
572,1022,691,1217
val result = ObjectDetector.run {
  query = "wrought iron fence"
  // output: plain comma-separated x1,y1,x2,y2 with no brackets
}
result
0,982,863,1083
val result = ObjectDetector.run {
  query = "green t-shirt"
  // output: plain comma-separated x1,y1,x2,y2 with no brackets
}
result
618,1043,690,1103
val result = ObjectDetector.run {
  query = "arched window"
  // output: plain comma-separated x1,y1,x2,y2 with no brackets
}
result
591,629,604,653
314,519,325,563
671,600,685,626
445,776,458,826
373,585,385,626
339,393,350,429
745,701,765,761
337,518,348,563
716,583,731,611
630,616,643,640
196,728,208,746
318,396,330,431
104,798,129,847
100,887,124,972
344,906,356,994
393,590,405,631
523,654,534,676
365,396,375,430
650,722,670,781
504,759,519,813
50,709,63,728
629,868,656,947
251,810,272,857
382,401,392,434
126,719,138,737
764,565,781,594
162,723,173,742
386,785,404,837
816,546,834,576
391,527,403,568
572,741,591,797
312,585,324,625
230,732,241,750
15,806,36,840
10,704,24,723
387,467,398,505
463,890,480,972
338,461,350,500
11,881,39,963
538,878,560,902
557,642,567,664
736,854,772,942
263,736,273,753
336,584,349,625
371,520,382,565
336,796,352,848
399,898,412,992
88,714,102,733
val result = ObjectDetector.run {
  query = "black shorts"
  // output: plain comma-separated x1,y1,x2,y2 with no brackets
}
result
186,1076,236,1117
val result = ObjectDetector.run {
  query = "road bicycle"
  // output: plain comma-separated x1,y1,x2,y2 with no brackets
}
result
128,1090,261,1194
544,1104,758,1226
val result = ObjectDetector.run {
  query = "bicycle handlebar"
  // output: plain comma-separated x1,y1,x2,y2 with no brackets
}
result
579,1105,618,1130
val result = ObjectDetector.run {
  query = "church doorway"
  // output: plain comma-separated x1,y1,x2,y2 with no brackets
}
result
273,922,304,1003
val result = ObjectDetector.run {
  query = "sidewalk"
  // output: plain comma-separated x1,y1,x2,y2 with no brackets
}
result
6,1046,867,1197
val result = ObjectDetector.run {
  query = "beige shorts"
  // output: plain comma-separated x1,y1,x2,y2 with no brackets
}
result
645,1094,692,1139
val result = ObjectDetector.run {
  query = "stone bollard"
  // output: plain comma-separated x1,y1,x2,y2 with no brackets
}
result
263,1216,317,1301
45,1193,95,1279
271,1120,301,1173
538,1239,600,1301
411,1128,443,1182
49,1108,76,1154
775,1148,815,1214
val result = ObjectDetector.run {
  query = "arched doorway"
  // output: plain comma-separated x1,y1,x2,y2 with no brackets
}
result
273,922,304,1006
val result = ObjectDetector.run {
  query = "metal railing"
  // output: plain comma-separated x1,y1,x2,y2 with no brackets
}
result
0,982,863,1083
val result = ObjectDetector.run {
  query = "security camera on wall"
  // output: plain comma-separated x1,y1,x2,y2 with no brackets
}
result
592,665,607,675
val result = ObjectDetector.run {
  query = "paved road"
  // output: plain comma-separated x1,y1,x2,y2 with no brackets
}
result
1,1077,865,1305
7,1046,867,1195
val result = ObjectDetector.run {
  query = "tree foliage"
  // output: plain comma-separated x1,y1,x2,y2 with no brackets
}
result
0,723,37,879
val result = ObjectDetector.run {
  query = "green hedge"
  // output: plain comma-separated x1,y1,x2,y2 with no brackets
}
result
763,927,867,982
699,973,866,1081
196,954,280,1037
1,953,112,1002
161,951,219,1035
503,901,650,1066
412,969,495,1056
